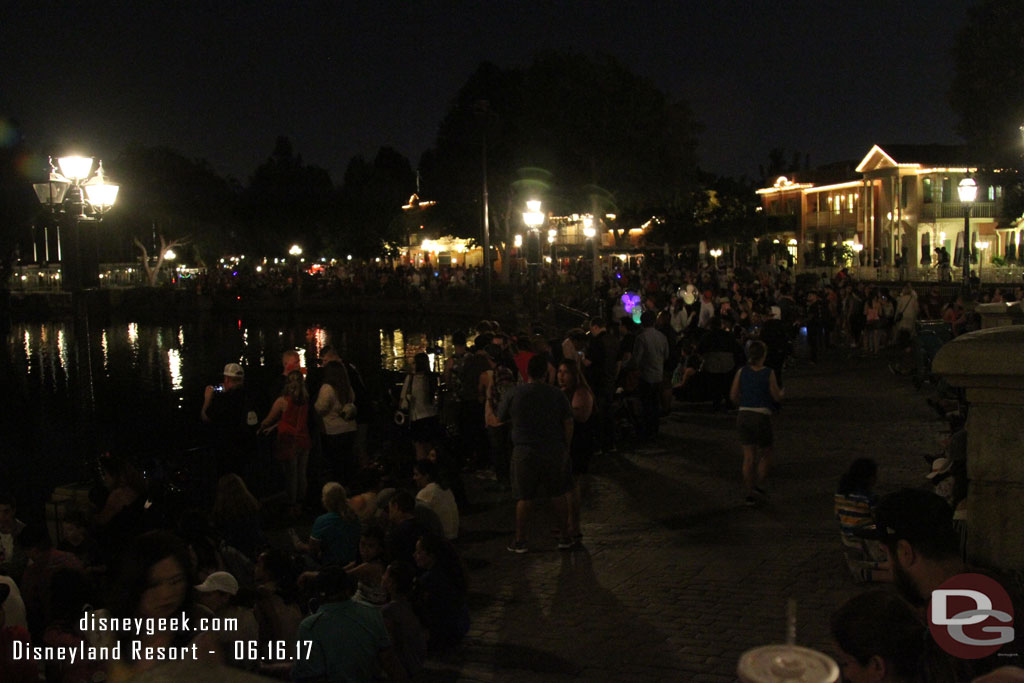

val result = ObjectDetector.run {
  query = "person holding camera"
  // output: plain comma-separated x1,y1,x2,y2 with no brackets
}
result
201,363,258,478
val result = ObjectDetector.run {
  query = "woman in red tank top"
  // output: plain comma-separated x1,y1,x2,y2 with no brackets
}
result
260,371,311,515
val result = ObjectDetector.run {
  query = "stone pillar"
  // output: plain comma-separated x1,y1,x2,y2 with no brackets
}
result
974,301,1023,329
933,326,1024,572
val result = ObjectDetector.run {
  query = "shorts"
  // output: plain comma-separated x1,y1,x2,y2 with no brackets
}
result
736,410,773,448
510,444,573,501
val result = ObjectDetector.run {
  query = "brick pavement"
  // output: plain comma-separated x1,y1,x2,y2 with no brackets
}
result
423,353,941,681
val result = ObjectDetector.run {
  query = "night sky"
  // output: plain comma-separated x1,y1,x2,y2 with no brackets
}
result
1,1,972,185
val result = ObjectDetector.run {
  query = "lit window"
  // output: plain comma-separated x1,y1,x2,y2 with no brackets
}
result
922,177,932,203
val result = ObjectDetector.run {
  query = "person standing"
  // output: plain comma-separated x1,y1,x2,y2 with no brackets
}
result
629,310,670,439
201,363,258,478
315,361,358,486
585,318,620,453
729,341,784,507
260,370,312,517
497,354,574,553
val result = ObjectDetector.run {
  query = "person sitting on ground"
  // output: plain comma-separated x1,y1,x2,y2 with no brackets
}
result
412,533,470,655
831,589,957,683
834,458,890,583
293,482,361,568
253,548,303,645
348,467,383,524
291,566,406,683
0,493,27,583
0,581,38,683
382,561,427,678
729,340,784,507
56,506,105,574
93,453,147,554
193,571,260,671
17,522,83,639
346,524,389,607
41,568,105,683
412,460,459,541
211,473,266,562
385,491,432,567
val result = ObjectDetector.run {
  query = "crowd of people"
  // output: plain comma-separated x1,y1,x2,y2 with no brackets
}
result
4,254,1024,681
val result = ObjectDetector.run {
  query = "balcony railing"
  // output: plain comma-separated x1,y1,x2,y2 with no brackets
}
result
920,201,997,220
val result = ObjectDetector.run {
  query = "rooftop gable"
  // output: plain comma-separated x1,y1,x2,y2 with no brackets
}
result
856,143,972,173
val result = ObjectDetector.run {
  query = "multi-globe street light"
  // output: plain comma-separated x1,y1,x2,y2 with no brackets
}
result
709,248,722,269
957,177,977,292
33,155,119,292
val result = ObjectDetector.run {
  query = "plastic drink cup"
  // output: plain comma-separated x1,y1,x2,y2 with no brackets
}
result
737,644,839,683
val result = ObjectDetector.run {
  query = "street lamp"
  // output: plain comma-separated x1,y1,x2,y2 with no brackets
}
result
522,200,544,315
289,244,303,257
709,248,722,269
548,228,557,269
33,156,119,292
975,240,990,282
957,177,977,291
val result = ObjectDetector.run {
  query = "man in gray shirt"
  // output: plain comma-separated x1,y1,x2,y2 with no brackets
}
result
630,310,670,440
497,354,573,553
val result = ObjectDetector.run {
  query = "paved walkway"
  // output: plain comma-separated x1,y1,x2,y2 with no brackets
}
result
425,353,940,681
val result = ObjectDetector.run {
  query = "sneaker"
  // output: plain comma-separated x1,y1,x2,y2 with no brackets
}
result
507,539,528,554
557,536,578,550
744,496,758,507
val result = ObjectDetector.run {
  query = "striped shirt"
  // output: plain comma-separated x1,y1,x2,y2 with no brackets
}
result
834,491,876,537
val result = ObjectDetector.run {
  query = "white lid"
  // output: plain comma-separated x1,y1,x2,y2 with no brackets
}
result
737,645,839,683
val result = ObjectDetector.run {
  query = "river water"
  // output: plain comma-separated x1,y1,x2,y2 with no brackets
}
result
2,313,471,507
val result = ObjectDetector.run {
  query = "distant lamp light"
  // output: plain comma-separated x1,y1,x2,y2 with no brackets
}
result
522,200,544,229
788,239,798,246
163,249,176,260
289,244,302,256
548,228,557,240
255,265,262,273
852,243,864,253
514,234,523,248
347,254,353,261
975,241,989,250
57,155,94,181
772,239,780,244
957,177,978,203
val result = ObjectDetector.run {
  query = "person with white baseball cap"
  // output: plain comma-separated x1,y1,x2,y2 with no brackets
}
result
201,362,259,477
194,571,259,670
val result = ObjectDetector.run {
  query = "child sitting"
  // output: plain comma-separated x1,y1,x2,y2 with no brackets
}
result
834,458,890,583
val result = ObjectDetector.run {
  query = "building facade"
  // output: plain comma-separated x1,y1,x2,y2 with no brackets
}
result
758,144,1015,271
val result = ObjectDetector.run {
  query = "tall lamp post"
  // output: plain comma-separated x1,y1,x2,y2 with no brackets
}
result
33,155,119,293
548,228,557,271
975,241,989,282
709,248,722,270
522,200,544,317
958,177,977,292
31,155,119,465
582,216,597,291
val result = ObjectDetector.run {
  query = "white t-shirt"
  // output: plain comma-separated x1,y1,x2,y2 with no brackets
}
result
315,384,357,436
415,483,459,540
0,575,27,630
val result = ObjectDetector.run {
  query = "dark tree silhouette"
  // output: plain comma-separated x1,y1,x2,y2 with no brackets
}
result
420,53,701,274
334,146,416,257
0,128,37,289
240,136,335,257
106,145,239,276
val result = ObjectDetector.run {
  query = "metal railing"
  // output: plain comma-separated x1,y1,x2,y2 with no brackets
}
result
919,201,997,220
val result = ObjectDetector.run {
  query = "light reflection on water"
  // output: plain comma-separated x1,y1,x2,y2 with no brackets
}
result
3,318,469,488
